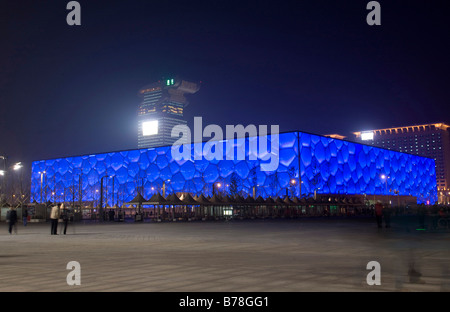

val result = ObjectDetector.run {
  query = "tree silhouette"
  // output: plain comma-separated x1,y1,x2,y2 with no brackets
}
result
229,172,241,197
309,157,323,198
288,166,296,197
268,171,280,197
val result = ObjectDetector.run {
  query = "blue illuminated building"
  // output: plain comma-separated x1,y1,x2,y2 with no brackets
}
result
30,131,438,206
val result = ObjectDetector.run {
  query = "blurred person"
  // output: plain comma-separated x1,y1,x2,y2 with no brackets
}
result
430,205,439,230
375,201,383,228
418,203,426,229
382,204,391,228
50,203,60,235
60,204,69,235
6,207,18,234
22,206,28,226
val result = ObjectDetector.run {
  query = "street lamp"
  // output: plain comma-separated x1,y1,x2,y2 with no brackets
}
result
287,178,296,197
110,175,115,207
0,156,7,204
162,179,171,197
0,170,4,203
95,189,99,208
212,182,221,196
14,162,24,205
380,174,388,191
99,174,112,222
380,174,390,206
38,171,46,203
314,187,320,200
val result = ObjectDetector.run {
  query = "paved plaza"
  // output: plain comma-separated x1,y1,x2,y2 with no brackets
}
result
0,216,449,292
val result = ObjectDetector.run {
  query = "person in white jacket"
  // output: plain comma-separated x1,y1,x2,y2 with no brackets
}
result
50,204,61,235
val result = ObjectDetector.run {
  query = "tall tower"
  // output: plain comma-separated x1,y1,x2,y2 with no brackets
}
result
137,77,200,148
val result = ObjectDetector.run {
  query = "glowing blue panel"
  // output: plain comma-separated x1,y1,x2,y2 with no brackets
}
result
30,131,437,205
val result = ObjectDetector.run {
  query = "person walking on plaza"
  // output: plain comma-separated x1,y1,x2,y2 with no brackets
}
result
382,204,391,228
418,203,426,229
50,203,61,235
60,204,69,235
375,201,383,229
22,206,28,226
7,207,18,234
430,205,439,230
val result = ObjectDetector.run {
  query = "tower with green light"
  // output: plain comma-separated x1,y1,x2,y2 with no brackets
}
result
138,77,200,149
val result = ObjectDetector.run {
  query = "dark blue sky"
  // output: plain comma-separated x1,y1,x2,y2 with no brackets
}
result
1,0,449,173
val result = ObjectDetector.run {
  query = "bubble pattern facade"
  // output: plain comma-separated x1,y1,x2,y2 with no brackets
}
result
31,131,437,205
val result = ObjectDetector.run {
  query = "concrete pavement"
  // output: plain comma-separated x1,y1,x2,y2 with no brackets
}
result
0,216,449,292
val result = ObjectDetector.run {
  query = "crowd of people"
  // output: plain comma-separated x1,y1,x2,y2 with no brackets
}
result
372,201,450,230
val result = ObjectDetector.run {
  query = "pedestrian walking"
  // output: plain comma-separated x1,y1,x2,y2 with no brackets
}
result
22,206,28,226
418,203,426,229
109,209,115,221
430,205,439,230
375,201,383,228
50,203,60,235
382,204,391,228
7,207,18,234
60,204,69,235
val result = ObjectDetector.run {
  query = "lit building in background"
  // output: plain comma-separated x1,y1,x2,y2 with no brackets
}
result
324,134,347,140
31,131,437,207
137,77,200,148
353,123,450,204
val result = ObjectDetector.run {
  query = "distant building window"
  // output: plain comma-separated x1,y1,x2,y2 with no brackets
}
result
142,120,159,136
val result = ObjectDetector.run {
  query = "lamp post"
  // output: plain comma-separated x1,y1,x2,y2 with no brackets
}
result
299,176,302,199
39,171,46,203
162,179,171,197
380,174,390,206
288,178,296,198
95,189,99,212
0,156,7,203
0,169,5,204
314,187,320,201
212,182,221,196
0,156,6,170
13,162,23,206
111,175,115,207
99,174,110,222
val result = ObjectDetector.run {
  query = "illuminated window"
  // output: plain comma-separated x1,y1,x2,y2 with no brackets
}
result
361,131,374,141
142,120,158,136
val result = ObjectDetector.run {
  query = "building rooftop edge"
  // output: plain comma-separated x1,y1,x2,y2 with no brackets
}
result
31,129,437,164
353,122,450,135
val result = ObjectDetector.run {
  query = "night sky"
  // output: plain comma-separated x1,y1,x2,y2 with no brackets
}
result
1,0,449,178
